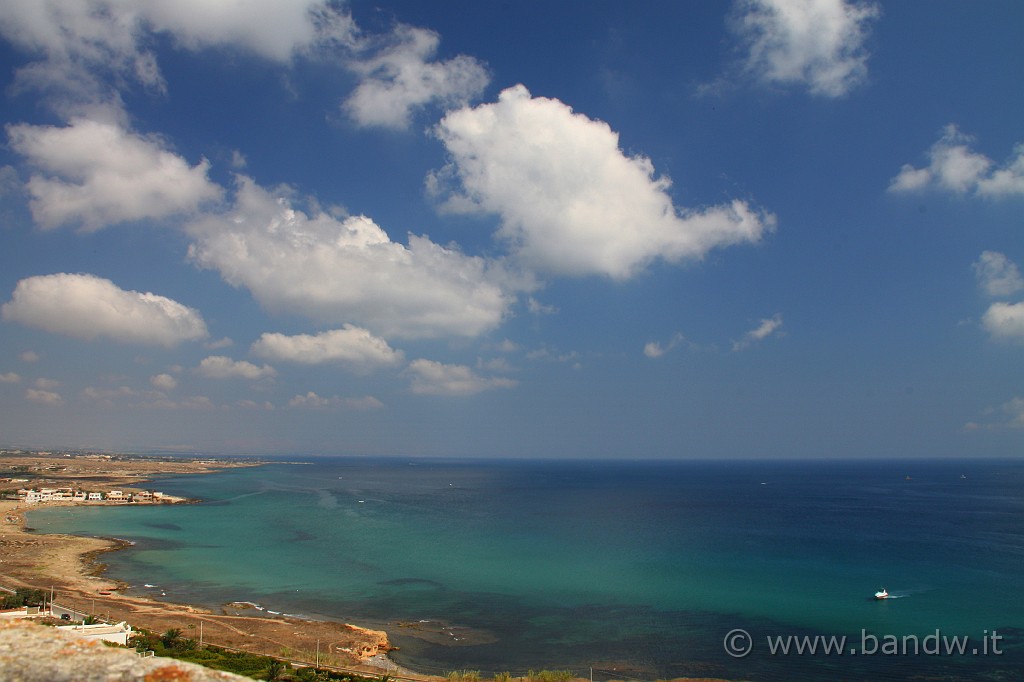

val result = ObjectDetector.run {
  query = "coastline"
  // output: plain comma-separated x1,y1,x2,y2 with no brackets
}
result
2,497,421,678
0,454,741,682
0,450,420,679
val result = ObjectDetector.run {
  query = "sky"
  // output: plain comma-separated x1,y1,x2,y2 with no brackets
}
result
0,0,1022,459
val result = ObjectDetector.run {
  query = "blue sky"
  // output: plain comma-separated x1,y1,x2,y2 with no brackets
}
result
0,1,1022,459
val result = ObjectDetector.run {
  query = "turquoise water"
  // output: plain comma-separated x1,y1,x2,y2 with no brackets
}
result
27,458,1024,680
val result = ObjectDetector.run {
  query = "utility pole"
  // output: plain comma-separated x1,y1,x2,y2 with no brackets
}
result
316,639,320,668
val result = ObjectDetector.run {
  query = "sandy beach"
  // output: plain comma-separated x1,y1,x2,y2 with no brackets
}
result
0,453,405,678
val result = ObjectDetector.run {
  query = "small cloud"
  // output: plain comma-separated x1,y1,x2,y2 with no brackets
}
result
343,24,489,130
196,355,276,380
288,392,384,410
0,372,21,383
477,357,516,373
150,373,178,391
889,125,1024,198
19,350,40,363
251,325,403,370
644,332,686,359
237,399,274,410
733,314,784,351
964,397,1024,431
33,377,60,390
230,150,247,169
406,359,518,396
527,297,558,315
81,386,137,405
181,396,216,410
526,346,581,365
981,302,1024,343
205,337,234,350
26,388,63,406
974,251,1024,298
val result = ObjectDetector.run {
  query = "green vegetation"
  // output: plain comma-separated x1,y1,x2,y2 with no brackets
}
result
130,628,384,681
526,671,575,682
447,670,481,682
0,588,46,609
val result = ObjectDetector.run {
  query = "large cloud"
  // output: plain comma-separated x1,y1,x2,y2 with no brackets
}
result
889,125,1024,197
186,177,516,339
7,118,222,231
0,0,474,129
344,24,489,129
252,326,404,370
430,85,774,280
731,0,880,97
0,0,352,106
2,273,208,346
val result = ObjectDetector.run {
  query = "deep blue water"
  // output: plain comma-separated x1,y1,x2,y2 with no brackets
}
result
27,457,1024,681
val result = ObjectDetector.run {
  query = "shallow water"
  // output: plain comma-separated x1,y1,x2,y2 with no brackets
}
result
28,457,1024,680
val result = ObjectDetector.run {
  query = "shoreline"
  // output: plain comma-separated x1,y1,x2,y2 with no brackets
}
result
4,497,425,679
1,454,737,682
0,451,425,679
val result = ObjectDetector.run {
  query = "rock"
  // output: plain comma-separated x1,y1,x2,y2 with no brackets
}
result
0,620,248,681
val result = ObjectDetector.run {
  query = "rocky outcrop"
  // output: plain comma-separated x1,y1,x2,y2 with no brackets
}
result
0,620,248,681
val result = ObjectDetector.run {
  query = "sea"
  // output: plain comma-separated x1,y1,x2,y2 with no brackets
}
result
26,457,1024,681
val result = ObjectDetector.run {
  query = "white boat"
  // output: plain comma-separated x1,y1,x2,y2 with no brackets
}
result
874,588,889,600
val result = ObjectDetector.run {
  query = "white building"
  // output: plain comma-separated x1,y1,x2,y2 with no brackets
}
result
57,621,133,646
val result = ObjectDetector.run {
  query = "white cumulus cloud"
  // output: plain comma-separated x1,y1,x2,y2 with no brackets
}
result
196,356,276,380
0,372,21,383
731,0,880,97
186,176,516,339
251,325,403,370
2,273,208,347
406,359,518,396
981,302,1024,343
344,24,489,129
430,85,774,280
889,125,1024,198
7,118,222,231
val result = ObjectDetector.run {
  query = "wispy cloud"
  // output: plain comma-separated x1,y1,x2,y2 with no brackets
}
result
644,333,687,359
733,314,784,351
288,392,384,410
964,396,1024,431
974,252,1024,298
406,359,518,396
